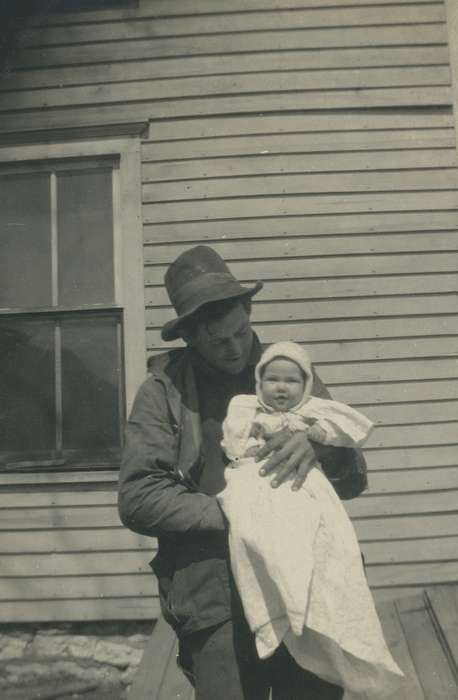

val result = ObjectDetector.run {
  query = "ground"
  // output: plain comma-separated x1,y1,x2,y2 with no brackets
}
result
4,683,129,700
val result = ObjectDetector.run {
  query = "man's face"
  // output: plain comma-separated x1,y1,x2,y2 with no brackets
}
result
188,303,254,375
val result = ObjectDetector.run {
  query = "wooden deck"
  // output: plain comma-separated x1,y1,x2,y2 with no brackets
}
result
129,585,458,700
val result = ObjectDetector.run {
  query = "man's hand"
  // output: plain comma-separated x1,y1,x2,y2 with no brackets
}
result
255,429,319,491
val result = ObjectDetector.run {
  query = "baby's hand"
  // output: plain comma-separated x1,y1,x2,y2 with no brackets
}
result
307,424,327,444
249,422,264,439
244,445,260,458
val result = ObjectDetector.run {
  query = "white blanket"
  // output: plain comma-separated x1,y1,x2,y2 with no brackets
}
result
217,461,404,699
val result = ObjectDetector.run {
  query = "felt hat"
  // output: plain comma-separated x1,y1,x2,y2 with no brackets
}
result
161,245,263,341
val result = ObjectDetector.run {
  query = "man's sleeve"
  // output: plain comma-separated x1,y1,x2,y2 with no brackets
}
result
311,368,368,500
117,378,226,537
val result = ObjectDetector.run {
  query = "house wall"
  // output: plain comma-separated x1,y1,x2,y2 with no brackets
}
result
0,0,457,622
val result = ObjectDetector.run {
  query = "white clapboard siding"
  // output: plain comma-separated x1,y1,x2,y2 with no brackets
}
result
0,600,160,624
142,152,458,185
145,274,458,307
0,0,457,622
0,528,154,554
146,293,458,326
144,210,458,245
27,7,447,44
3,49,451,92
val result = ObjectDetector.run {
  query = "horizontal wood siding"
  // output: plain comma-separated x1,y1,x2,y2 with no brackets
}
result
0,0,457,621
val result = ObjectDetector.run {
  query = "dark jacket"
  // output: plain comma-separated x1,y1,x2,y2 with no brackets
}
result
118,345,367,637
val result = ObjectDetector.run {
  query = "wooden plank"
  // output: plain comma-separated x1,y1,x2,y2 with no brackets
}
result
129,616,193,700
144,169,458,202
447,0,458,153
144,190,458,224
366,423,458,448
145,252,458,285
354,513,458,541
0,505,122,529
426,585,458,673
364,401,458,426
363,536,458,565
396,595,458,698
375,599,426,699
0,528,155,554
142,149,458,181
148,87,452,116
143,210,458,245
2,65,451,114
41,0,447,26
4,48,450,93
30,7,446,46
0,470,118,486
346,489,458,518
0,103,153,135
1,104,452,140
367,467,458,494
12,23,448,71
365,445,458,471
331,379,458,405
145,172,458,211
1,85,451,118
0,490,117,508
145,274,458,306
141,128,455,162
373,587,429,603
145,112,454,141
118,137,148,412
147,295,458,328
0,597,159,623
367,561,458,588
319,358,458,385
2,550,153,577
0,574,155,600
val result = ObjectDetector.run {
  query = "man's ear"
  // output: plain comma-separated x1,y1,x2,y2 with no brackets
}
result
181,324,196,346
181,330,192,345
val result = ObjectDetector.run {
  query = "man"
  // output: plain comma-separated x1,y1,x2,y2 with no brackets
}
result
118,245,367,700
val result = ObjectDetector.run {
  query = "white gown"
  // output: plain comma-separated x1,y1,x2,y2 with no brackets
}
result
218,396,404,699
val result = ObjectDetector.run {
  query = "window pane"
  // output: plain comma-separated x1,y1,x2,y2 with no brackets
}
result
0,173,52,308
57,168,114,306
61,315,121,450
0,319,55,456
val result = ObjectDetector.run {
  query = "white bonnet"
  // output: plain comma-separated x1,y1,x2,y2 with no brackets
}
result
255,341,314,410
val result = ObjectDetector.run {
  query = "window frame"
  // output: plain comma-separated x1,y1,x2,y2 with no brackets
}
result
0,135,147,471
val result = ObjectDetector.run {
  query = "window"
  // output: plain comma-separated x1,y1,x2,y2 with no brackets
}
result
0,137,146,471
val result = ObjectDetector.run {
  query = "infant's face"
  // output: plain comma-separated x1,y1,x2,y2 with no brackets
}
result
260,358,305,411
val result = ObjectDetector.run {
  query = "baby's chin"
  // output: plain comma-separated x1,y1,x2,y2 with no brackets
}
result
270,398,295,411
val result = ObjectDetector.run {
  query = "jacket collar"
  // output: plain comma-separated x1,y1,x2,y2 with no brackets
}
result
148,334,262,481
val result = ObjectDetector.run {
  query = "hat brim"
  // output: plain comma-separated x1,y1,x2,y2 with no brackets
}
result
161,280,263,342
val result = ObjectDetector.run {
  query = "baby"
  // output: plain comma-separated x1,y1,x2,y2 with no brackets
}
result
221,340,373,466
217,342,403,699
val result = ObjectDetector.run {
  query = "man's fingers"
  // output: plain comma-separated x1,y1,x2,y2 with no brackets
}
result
270,450,302,487
259,442,292,474
291,461,311,491
255,431,287,463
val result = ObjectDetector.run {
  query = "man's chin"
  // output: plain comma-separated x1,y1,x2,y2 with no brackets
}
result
222,358,246,374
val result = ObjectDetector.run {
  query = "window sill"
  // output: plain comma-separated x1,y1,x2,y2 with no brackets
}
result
0,449,121,474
